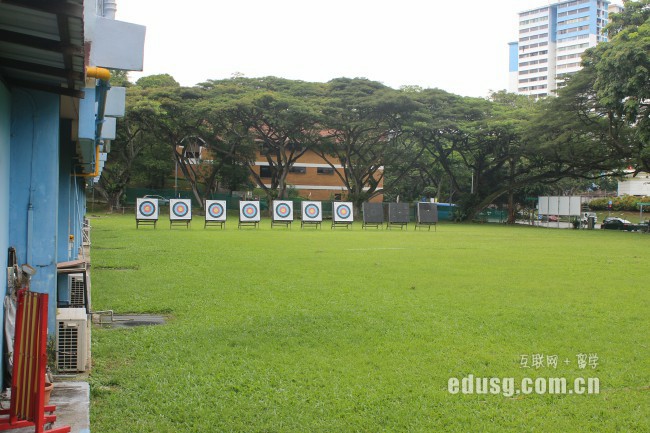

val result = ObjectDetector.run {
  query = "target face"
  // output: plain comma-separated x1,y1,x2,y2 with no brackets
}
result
333,202,354,222
136,198,159,220
363,202,384,224
302,201,322,222
206,200,227,221
239,201,260,222
170,199,192,220
417,202,438,223
388,202,410,224
273,200,294,221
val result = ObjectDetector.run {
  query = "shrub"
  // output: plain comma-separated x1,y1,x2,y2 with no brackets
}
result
588,196,650,211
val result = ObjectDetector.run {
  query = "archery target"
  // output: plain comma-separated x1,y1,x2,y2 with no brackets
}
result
417,202,438,223
333,202,354,223
301,201,322,222
136,198,159,220
389,203,410,224
205,200,227,221
362,202,384,224
239,201,261,222
273,200,294,221
170,199,192,220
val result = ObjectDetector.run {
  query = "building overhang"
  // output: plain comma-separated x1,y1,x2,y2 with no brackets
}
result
0,0,86,98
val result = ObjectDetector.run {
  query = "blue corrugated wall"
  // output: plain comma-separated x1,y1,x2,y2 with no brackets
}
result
9,89,60,334
0,81,11,389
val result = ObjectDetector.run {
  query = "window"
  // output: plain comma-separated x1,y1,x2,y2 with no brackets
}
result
317,167,334,175
289,166,306,174
558,16,589,26
260,166,272,178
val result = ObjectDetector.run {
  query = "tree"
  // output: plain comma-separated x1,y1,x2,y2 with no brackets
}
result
199,77,326,203
410,88,606,222
126,82,210,205
318,78,423,214
583,0,650,172
95,74,168,209
135,73,179,89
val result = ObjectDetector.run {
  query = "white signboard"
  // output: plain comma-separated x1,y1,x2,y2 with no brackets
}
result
538,196,582,217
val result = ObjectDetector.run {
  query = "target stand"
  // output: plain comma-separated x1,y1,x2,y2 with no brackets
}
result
271,200,293,229
271,220,292,229
136,198,159,229
362,202,384,229
387,202,410,230
238,201,260,229
415,202,438,231
205,200,227,229
169,199,192,229
332,202,354,229
170,220,190,229
301,220,321,229
136,219,157,229
205,220,225,229
301,201,322,229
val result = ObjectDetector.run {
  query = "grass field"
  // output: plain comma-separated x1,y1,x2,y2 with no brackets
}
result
88,214,649,432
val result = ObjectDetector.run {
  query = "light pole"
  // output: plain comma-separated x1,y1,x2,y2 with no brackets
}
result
174,160,178,198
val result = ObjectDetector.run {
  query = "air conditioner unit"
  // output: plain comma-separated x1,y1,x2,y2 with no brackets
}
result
56,308,88,372
68,273,85,308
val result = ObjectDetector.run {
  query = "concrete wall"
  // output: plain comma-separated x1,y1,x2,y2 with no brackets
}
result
9,89,60,333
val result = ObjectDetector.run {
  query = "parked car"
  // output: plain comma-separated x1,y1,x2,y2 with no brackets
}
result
143,194,170,205
600,217,639,231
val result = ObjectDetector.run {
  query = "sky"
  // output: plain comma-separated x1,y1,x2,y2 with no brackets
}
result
116,0,623,98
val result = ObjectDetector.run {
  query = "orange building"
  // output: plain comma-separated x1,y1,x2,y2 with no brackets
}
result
176,141,384,202
252,149,384,202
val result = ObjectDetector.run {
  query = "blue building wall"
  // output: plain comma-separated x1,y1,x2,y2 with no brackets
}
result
0,81,10,387
9,89,60,333
508,42,519,72
0,83,10,278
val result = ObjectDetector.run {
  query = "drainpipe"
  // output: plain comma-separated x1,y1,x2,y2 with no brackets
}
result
102,0,117,19
76,67,111,178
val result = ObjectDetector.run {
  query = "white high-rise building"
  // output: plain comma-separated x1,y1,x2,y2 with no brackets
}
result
509,0,614,97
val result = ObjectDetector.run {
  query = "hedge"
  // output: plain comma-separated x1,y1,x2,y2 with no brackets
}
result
588,196,650,211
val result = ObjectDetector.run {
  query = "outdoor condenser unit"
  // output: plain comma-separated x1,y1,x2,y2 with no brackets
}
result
68,273,85,308
56,308,88,372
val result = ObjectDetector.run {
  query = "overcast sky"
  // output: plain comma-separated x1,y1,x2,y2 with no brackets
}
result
116,0,623,98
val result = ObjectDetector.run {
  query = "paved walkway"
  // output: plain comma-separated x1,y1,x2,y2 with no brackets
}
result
7,381,89,433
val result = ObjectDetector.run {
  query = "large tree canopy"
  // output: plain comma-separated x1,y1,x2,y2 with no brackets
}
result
580,0,650,172
105,16,650,220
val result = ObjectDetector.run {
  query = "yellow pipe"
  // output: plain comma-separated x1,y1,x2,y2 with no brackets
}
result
75,144,101,177
86,66,111,81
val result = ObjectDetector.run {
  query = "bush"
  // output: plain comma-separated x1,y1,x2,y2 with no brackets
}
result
589,196,650,211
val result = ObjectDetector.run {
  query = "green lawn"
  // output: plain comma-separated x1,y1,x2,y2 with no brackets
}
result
88,214,649,432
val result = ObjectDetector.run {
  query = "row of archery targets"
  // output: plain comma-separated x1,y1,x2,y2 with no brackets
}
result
136,198,439,230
